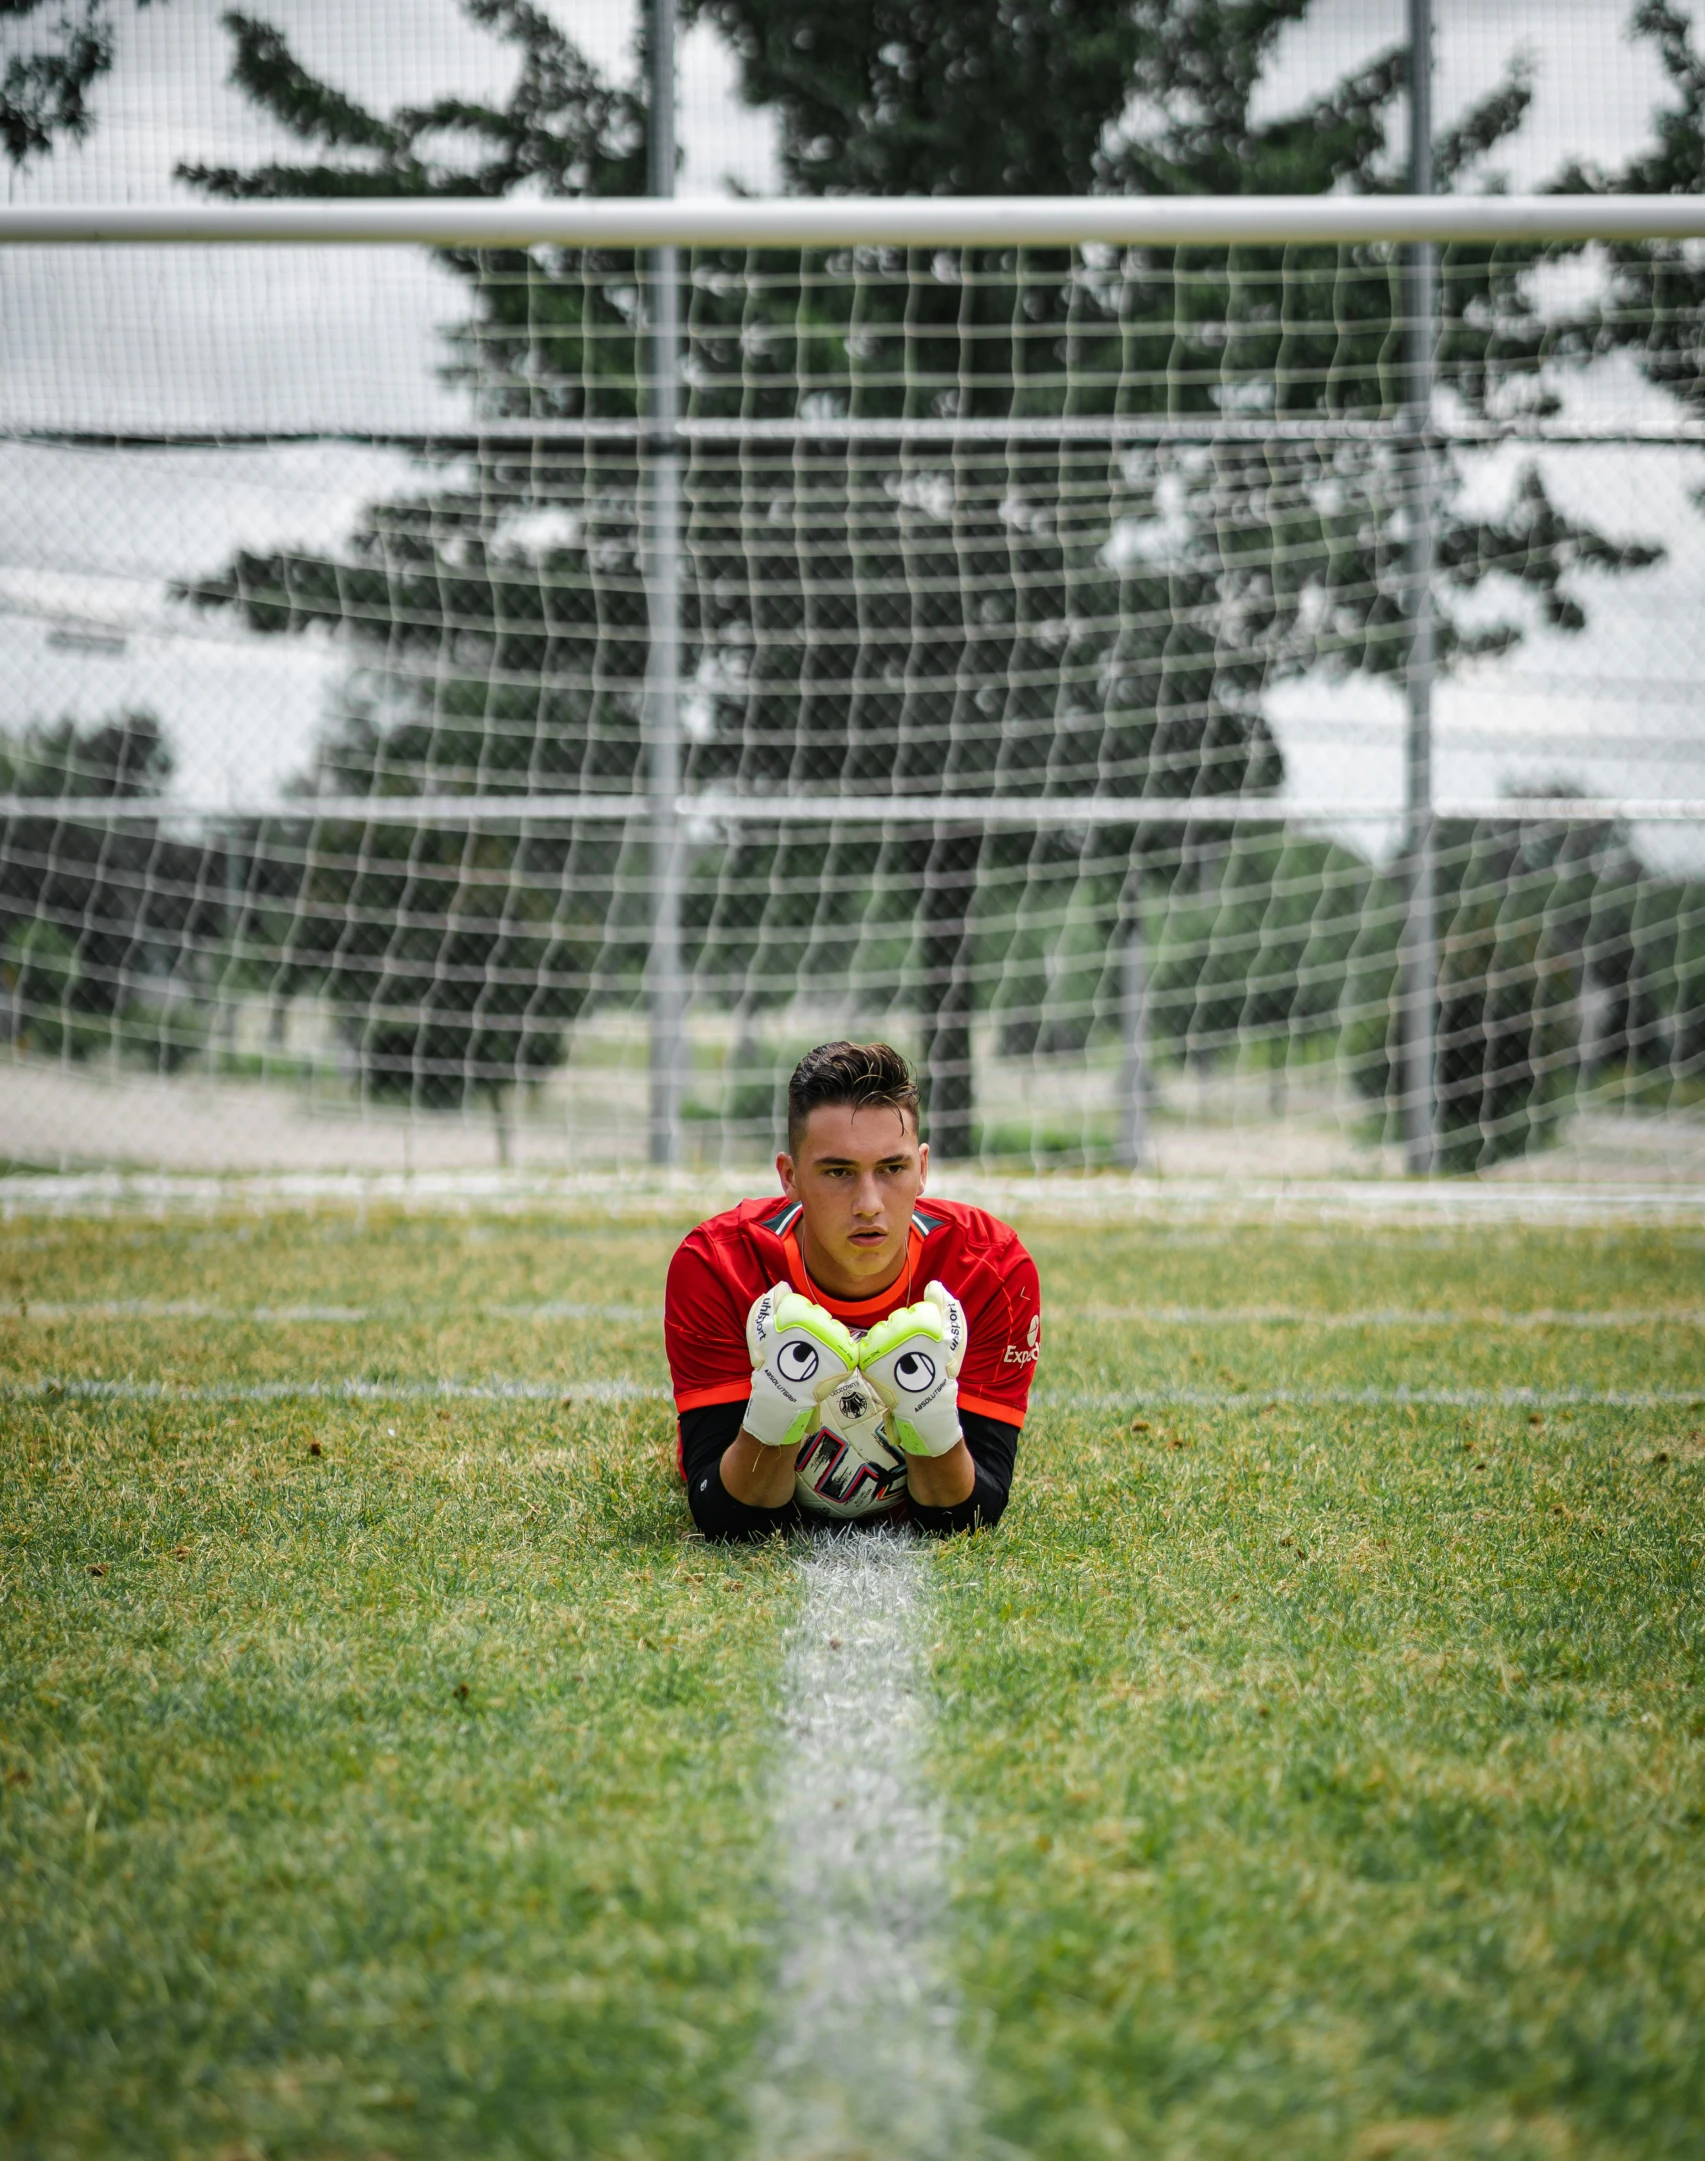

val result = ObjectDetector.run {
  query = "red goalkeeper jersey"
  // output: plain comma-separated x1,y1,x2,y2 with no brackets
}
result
664,1193,1041,1431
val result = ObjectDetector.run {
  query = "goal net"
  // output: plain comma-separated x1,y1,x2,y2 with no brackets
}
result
2,200,1702,1180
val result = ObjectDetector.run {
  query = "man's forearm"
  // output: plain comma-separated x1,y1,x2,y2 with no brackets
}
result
721,1426,801,1507
903,1435,975,1508
721,1425,975,1510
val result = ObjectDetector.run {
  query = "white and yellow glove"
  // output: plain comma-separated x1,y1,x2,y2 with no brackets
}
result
744,1283,859,1451
857,1279,968,1458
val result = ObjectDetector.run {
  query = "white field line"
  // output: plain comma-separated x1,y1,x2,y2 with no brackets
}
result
7,1298,650,1324
0,1376,657,1404
1082,1305,1705,1330
10,1298,1703,1331
7,1168,1705,1229
1047,1385,1705,1411
751,1531,979,2161
0,1169,757,1224
3,1377,1702,1411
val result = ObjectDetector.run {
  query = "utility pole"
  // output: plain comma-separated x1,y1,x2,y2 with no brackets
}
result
1401,0,1439,1175
645,0,685,1166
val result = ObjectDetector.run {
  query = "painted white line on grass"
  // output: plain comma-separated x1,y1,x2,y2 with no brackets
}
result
751,1531,978,2161
9,1300,369,1323
1082,1305,1705,1330
0,1168,754,1224
0,1376,659,1404
7,1297,650,1325
1045,1385,1705,1411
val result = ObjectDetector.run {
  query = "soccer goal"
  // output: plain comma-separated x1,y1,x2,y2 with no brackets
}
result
2,190,1703,1179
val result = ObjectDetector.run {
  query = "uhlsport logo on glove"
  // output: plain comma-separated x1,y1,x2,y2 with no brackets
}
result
890,1346,938,1392
744,1283,859,1451
776,1336,828,1385
857,1279,968,1458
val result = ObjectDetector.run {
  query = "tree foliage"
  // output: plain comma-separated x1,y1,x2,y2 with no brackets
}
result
247,703,610,1114
1,0,111,164
1554,2,1705,420
0,713,212,1069
1343,813,1705,1171
0,0,168,166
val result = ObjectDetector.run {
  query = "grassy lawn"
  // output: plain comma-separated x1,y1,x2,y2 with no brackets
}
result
935,1226,1705,2161
3,1204,1703,2157
1,1256,792,2158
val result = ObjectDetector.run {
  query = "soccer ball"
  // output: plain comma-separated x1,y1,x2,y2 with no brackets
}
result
793,1368,910,1522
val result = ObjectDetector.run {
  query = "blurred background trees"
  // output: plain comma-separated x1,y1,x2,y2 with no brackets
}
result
0,713,214,1069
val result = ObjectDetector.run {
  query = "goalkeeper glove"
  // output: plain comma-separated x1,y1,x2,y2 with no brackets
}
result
858,1279,968,1458
744,1282,859,1450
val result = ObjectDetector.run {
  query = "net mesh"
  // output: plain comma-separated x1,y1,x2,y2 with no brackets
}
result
1,2,1702,1179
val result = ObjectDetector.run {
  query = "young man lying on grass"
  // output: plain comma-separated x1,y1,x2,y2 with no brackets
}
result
665,1040,1041,1541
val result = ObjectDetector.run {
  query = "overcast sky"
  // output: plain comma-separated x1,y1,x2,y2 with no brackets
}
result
0,0,1700,868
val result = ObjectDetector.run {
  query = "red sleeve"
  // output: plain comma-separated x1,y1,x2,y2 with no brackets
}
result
664,1231,756,1413
953,1237,1041,1427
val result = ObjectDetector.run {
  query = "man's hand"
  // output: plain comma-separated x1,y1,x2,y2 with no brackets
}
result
857,1279,968,1457
743,1283,859,1450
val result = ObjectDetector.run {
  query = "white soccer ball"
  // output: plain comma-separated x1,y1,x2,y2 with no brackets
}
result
793,1368,910,1522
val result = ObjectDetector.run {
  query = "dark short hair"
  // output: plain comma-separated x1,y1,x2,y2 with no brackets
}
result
786,1040,920,1154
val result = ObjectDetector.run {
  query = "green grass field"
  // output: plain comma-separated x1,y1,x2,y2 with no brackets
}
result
3,1200,1704,2159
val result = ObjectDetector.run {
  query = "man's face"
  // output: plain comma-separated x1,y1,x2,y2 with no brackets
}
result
777,1102,928,1295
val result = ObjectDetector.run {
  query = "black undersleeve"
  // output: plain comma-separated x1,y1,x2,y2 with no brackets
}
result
906,1411,1016,1536
678,1401,1017,1542
679,1401,800,1542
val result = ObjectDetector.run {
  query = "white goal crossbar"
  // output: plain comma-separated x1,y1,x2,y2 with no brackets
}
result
1,195,1704,248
